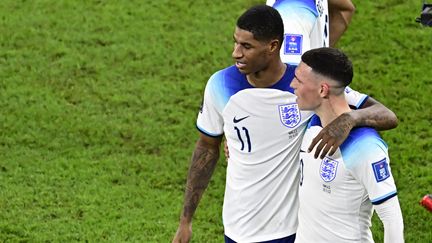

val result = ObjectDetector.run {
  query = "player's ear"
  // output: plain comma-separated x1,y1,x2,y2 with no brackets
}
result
269,39,280,53
321,83,330,98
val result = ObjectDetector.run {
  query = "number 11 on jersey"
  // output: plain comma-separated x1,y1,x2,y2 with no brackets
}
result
234,126,251,152
300,159,304,186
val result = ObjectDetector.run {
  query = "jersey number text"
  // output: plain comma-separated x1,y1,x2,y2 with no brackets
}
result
234,126,251,152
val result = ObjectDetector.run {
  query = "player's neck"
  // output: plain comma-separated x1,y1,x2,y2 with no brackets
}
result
247,60,286,88
316,96,352,127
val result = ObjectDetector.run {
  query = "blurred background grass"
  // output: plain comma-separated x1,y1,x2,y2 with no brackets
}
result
0,0,430,242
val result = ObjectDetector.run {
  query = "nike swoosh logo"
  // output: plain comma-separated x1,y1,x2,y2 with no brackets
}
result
233,115,250,123
300,149,306,153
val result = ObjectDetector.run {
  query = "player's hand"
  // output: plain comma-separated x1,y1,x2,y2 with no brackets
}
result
224,139,230,162
172,221,192,243
308,112,355,159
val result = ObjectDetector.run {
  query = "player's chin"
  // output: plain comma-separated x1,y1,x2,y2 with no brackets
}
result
237,66,255,75
237,68,249,74
297,102,313,111
296,99,306,110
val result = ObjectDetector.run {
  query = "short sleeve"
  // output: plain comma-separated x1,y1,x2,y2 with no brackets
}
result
196,74,224,137
344,86,368,109
348,140,397,205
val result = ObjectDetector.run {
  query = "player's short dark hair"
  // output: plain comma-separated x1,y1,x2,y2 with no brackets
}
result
237,5,284,46
301,47,353,87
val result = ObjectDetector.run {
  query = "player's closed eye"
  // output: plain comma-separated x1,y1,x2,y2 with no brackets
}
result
294,75,303,84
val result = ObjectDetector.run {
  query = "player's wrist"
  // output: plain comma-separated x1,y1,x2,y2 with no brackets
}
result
342,111,357,129
179,215,192,225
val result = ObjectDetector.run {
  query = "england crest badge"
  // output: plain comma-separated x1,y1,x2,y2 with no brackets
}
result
320,157,339,182
279,103,301,128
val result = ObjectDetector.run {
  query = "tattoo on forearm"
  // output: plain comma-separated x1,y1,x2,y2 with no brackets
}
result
182,145,219,219
362,115,394,130
354,100,398,130
329,114,352,137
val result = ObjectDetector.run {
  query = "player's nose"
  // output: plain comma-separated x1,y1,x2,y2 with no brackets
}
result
232,43,242,59
290,78,298,89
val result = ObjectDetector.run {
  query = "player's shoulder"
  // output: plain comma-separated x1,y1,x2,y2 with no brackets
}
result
348,127,386,147
272,0,320,16
205,65,253,102
272,0,317,9
211,65,239,78
306,117,385,150
208,65,241,86
343,127,387,152
340,127,388,168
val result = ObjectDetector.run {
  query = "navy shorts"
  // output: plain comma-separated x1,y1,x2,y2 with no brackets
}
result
224,234,296,243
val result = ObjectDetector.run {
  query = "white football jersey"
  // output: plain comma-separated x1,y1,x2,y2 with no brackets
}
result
296,116,398,243
267,0,329,65
197,65,367,242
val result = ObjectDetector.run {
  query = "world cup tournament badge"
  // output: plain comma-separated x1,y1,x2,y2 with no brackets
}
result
284,34,302,55
278,103,301,128
372,158,390,182
320,157,339,182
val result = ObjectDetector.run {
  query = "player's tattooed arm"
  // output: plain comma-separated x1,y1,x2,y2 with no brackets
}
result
348,96,398,130
173,133,222,243
182,134,222,220
309,97,398,159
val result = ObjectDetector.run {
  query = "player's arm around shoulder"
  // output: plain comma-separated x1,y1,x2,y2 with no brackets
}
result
173,133,223,243
307,94,398,159
351,96,398,131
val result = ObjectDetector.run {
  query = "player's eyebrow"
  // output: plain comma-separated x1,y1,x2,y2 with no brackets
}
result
233,35,253,47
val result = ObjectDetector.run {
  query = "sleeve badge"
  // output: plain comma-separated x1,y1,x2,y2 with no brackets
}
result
372,158,390,182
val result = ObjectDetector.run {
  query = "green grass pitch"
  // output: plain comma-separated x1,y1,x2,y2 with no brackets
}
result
0,0,431,242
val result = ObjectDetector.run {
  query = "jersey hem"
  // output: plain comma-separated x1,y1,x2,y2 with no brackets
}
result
224,228,296,243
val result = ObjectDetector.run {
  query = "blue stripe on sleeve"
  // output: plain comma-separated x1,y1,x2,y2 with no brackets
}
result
196,125,223,138
356,95,369,109
371,191,398,205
